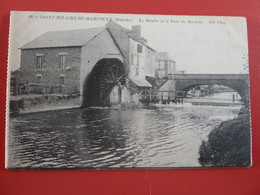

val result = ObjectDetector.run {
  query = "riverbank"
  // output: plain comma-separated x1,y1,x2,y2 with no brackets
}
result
198,106,251,167
184,96,243,106
84,102,144,111
9,94,81,115
9,93,144,115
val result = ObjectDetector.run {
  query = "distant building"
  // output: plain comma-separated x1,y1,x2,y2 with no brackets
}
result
175,70,185,74
155,52,176,78
10,69,23,96
145,45,156,78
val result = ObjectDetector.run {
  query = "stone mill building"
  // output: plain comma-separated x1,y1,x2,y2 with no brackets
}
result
18,21,157,107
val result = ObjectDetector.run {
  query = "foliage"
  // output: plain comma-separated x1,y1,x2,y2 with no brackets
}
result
199,107,251,167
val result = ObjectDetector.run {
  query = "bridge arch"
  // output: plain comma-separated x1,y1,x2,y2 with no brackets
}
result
181,84,242,99
179,83,246,99
82,58,127,107
174,74,249,101
181,84,240,96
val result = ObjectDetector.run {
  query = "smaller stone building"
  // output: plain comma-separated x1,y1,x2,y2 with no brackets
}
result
155,52,176,78
106,21,154,93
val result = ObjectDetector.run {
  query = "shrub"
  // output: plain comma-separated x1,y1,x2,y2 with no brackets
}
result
199,108,251,167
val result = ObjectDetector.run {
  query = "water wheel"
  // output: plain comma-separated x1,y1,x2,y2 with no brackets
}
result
99,63,126,105
83,59,127,107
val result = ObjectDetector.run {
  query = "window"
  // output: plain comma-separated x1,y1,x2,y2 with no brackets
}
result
59,55,66,69
148,50,150,58
164,61,167,69
169,62,172,73
137,55,139,66
136,67,139,76
137,44,142,53
36,74,42,84
60,75,65,85
37,56,44,69
130,54,134,65
147,62,150,72
130,42,134,51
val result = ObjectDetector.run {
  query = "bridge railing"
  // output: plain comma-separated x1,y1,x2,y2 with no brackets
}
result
139,90,186,102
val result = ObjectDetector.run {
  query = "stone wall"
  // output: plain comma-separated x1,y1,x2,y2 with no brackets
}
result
174,74,249,100
109,86,140,106
20,47,81,94
80,29,123,105
10,94,81,115
106,21,130,68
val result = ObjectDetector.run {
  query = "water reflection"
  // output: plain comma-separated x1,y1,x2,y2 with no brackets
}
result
8,104,242,169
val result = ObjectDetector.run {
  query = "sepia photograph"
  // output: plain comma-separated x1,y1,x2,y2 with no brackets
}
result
6,11,251,169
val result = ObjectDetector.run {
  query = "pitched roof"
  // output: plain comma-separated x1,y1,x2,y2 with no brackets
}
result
159,79,175,91
129,76,152,87
156,52,175,61
106,21,131,35
106,21,155,51
20,27,106,49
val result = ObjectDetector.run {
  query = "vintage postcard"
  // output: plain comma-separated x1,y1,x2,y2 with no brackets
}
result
6,11,251,169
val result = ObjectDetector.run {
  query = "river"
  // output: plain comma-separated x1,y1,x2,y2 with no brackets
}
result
7,92,242,169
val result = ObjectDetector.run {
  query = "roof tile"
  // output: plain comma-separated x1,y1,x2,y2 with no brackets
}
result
21,27,106,49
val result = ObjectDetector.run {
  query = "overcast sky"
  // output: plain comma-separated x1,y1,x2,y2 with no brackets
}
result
9,11,248,74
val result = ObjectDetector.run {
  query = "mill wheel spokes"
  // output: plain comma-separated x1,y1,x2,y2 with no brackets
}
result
99,64,126,104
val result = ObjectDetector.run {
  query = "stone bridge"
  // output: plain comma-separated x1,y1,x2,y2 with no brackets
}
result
173,74,249,100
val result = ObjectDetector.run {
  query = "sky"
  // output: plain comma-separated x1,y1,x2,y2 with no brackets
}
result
8,11,249,74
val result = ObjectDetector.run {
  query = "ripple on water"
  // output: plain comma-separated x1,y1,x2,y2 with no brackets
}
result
7,105,242,168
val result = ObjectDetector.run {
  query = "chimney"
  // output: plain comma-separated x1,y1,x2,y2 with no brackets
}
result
132,25,141,38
